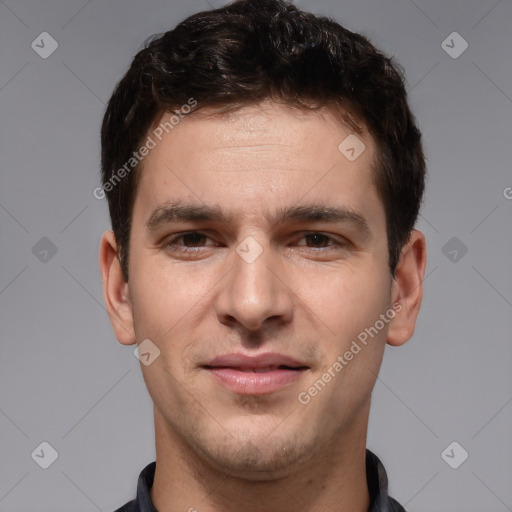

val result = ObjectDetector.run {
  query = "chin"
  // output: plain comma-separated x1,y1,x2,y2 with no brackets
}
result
194,427,314,480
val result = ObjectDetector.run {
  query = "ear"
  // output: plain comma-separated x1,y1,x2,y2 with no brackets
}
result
99,230,136,345
387,229,427,347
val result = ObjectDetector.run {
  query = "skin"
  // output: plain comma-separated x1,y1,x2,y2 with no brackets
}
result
100,100,426,512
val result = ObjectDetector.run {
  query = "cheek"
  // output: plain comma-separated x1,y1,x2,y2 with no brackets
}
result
303,270,390,416
302,263,391,341
129,259,218,371
128,259,189,343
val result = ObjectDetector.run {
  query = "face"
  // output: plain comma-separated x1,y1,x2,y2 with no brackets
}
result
105,101,411,479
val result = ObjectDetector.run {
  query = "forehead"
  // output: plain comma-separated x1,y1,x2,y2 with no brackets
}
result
157,102,372,169
133,101,384,231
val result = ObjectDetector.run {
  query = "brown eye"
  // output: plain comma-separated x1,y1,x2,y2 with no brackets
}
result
164,231,213,252
304,233,332,248
178,233,208,247
295,232,346,249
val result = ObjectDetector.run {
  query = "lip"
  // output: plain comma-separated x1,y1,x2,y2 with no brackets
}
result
201,352,309,395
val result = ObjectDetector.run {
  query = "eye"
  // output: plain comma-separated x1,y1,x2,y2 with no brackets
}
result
295,232,347,249
164,231,217,252
173,232,207,247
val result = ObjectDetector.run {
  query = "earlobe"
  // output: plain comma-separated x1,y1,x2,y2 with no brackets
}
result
99,230,136,345
386,229,427,347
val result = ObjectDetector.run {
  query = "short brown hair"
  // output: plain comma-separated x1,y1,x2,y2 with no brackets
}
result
100,0,426,281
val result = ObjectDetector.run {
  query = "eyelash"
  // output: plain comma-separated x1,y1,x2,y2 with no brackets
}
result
163,231,347,253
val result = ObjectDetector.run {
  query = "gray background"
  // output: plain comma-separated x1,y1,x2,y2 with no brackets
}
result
1,0,511,510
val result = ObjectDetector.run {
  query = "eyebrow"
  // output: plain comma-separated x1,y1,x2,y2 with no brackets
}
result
146,200,372,240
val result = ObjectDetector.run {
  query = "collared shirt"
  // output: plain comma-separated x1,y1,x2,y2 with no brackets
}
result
114,449,406,512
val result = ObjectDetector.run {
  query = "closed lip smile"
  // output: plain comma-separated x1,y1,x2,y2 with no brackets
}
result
201,352,309,395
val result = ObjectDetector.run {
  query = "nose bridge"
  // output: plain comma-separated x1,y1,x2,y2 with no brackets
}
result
215,236,292,331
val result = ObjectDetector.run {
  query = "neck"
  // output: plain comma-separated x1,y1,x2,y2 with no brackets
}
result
150,407,371,512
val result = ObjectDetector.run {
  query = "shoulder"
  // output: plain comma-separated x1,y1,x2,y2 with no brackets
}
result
112,499,138,512
388,495,407,511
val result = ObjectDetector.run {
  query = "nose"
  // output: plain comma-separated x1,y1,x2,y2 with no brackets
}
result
214,240,294,333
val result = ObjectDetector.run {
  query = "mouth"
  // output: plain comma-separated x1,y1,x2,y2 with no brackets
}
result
203,364,308,372
201,354,309,395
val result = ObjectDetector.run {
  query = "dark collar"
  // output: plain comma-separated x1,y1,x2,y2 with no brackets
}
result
115,449,406,512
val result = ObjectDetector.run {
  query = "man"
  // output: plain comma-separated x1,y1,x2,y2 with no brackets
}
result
99,0,427,510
